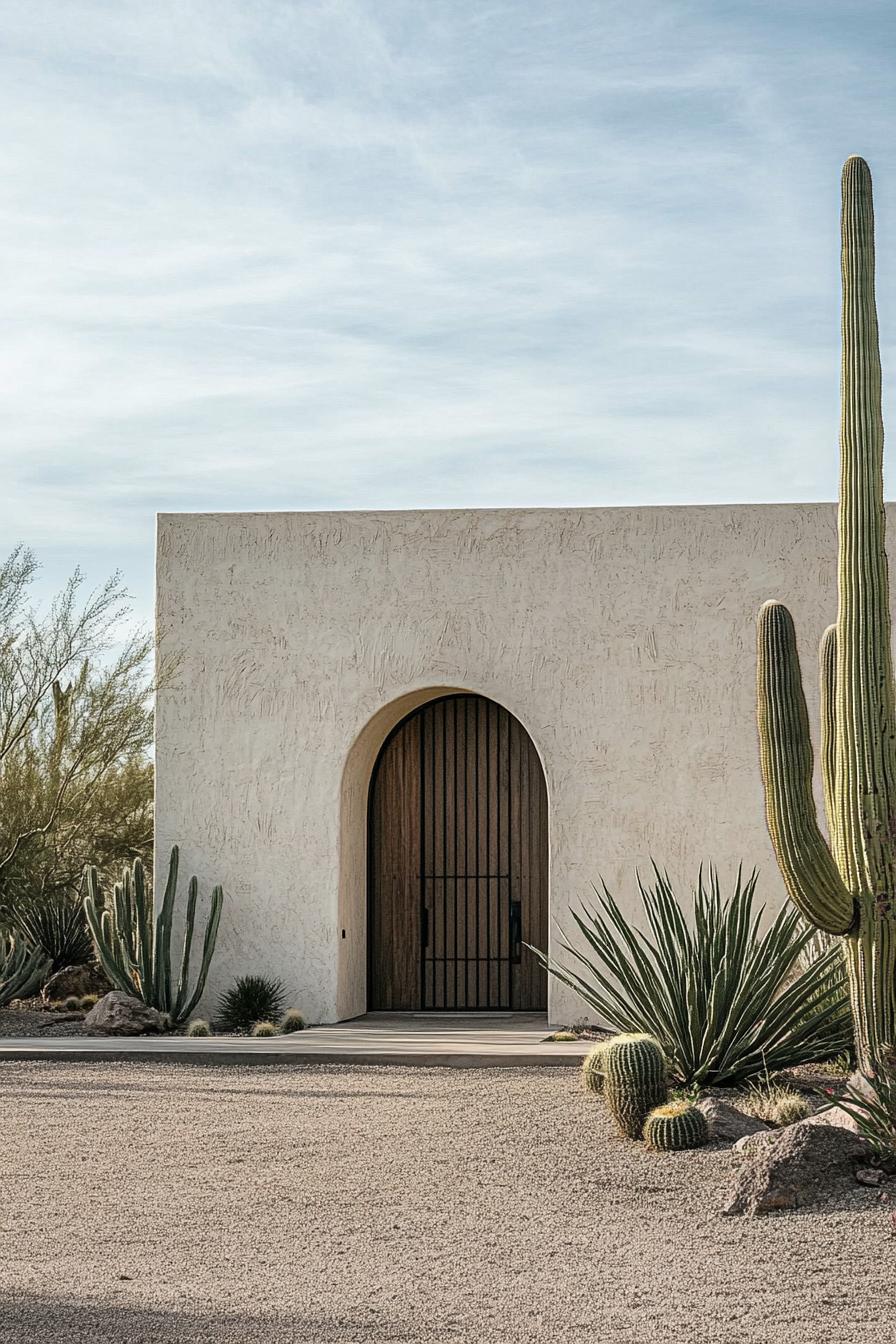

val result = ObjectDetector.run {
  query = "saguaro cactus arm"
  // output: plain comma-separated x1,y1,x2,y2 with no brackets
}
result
756,600,855,934
819,623,837,844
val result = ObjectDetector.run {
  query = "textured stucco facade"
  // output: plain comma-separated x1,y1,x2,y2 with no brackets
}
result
155,503,863,1025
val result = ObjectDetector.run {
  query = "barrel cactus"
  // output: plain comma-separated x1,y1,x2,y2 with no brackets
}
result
643,1100,709,1152
757,157,896,1071
280,1009,306,1034
582,1040,609,1093
602,1033,668,1138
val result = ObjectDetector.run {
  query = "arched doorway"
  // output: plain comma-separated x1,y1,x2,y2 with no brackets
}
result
368,693,548,1011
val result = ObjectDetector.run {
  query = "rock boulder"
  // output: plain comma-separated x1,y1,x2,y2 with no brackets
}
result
83,992,164,1036
723,1114,870,1215
696,1097,769,1144
42,963,110,1003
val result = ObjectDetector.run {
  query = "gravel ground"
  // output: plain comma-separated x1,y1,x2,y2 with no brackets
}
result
1,1061,893,1344
0,1006,94,1037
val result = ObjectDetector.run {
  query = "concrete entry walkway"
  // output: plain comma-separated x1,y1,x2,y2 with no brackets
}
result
0,1013,590,1068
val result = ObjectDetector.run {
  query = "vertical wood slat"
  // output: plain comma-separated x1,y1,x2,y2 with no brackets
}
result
476,697,488,1008
367,713,421,1010
487,701,498,1008
369,694,547,1011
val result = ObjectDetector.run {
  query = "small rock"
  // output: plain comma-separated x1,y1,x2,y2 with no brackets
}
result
806,1099,861,1133
856,1167,885,1187
697,1097,769,1143
42,963,110,1004
84,992,163,1036
723,1115,870,1215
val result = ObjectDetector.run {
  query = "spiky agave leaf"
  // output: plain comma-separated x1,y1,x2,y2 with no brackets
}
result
10,894,93,973
530,864,853,1087
0,932,51,1006
216,975,286,1035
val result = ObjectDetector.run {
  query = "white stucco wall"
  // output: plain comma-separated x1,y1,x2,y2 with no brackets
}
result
155,503,861,1025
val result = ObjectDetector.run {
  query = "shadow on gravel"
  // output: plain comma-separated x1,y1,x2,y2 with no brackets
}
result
0,1071,427,1102
0,1293,446,1344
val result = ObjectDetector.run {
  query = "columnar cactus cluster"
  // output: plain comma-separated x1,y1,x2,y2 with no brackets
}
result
757,157,896,1070
84,845,223,1026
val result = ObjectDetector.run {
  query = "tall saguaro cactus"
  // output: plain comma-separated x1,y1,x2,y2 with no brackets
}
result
757,156,896,1069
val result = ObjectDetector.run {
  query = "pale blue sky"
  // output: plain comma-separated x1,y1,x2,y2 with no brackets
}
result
2,0,896,620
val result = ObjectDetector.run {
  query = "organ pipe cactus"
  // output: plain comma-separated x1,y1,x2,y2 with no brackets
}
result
84,846,223,1025
757,156,896,1070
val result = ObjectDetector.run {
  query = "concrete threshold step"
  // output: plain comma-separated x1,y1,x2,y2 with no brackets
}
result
0,1033,589,1069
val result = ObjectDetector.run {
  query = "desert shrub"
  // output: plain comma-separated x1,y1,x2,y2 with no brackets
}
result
216,975,286,1035
769,1092,811,1127
533,864,853,1087
742,1081,811,1127
7,893,94,977
79,994,99,1010
0,551,154,924
62,995,81,1011
186,1019,211,1037
280,1009,305,1034
251,1021,278,1038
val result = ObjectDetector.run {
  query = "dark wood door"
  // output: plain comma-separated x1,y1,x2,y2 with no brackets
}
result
368,694,548,1011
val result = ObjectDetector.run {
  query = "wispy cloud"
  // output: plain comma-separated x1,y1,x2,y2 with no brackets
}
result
1,1,896,612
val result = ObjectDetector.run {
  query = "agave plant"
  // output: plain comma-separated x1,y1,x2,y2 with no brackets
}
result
831,1052,896,1161
84,846,223,1026
0,932,50,1007
10,893,94,974
797,923,854,1067
216,975,286,1035
533,865,853,1087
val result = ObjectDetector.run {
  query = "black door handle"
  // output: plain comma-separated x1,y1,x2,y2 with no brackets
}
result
510,900,522,963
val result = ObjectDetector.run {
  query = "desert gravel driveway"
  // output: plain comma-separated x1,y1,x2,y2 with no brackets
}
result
0,1061,892,1343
